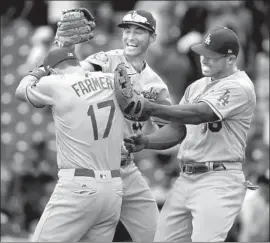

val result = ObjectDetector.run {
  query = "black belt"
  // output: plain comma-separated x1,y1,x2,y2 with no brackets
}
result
181,161,228,174
74,169,120,178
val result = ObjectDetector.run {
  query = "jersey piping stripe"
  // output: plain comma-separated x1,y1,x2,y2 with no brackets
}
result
25,84,45,108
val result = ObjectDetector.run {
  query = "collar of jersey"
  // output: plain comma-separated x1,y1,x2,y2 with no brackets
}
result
123,55,147,75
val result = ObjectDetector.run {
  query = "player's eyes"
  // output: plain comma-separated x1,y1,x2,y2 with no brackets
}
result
135,30,144,34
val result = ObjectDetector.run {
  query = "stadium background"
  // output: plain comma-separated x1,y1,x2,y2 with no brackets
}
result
1,1,269,242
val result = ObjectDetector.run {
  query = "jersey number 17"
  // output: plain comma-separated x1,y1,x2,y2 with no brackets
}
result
87,100,115,140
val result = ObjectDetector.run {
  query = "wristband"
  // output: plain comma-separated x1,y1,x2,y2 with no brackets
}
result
29,68,46,80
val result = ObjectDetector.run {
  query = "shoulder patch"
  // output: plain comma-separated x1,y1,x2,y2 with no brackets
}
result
92,52,109,64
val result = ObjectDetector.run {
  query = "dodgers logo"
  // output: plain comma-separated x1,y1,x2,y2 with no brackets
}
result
205,34,211,45
131,11,137,19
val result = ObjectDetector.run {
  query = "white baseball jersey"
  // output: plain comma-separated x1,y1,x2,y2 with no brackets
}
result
83,49,172,139
178,70,256,163
25,71,124,170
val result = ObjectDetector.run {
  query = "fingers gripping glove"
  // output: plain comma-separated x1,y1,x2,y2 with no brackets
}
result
54,8,96,47
114,63,145,120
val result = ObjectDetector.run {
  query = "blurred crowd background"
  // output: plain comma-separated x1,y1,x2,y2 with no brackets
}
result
1,1,269,242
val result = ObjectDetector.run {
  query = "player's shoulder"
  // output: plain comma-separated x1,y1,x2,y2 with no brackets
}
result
39,75,62,84
84,49,124,67
105,49,124,57
85,71,114,79
221,71,255,94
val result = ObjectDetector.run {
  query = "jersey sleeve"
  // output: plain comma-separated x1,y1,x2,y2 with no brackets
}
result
199,82,251,120
25,76,55,107
179,85,191,105
150,87,173,126
83,51,111,72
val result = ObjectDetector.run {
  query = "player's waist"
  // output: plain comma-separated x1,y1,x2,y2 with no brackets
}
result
58,168,121,180
179,161,242,174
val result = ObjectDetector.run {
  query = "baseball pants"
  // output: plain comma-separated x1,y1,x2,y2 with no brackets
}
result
154,167,247,242
31,169,123,242
120,162,159,242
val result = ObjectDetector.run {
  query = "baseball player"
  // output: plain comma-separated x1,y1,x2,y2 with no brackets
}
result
124,26,257,242
76,10,172,241
15,48,125,242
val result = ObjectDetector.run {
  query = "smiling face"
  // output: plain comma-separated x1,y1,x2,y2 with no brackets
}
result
200,55,236,80
122,25,156,58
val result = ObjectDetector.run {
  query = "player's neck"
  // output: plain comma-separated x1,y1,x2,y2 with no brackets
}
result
124,53,147,73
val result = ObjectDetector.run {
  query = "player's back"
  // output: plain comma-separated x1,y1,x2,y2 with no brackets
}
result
50,71,124,170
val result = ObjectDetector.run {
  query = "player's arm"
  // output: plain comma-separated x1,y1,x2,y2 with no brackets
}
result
143,102,218,125
80,60,102,72
15,68,46,103
15,69,55,107
143,83,250,125
80,51,111,72
124,122,186,152
150,86,173,128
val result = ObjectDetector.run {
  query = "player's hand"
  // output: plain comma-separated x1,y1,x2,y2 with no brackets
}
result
54,8,96,47
124,133,149,153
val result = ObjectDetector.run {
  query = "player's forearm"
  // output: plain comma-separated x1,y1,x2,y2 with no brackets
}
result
145,122,186,150
144,101,215,125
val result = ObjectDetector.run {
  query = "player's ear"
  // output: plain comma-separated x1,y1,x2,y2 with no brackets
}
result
149,33,157,44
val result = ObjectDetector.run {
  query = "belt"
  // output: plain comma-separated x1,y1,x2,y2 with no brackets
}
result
180,161,242,175
59,168,121,178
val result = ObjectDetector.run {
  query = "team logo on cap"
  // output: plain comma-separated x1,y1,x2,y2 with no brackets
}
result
228,49,232,53
131,11,137,19
67,53,73,56
205,34,211,45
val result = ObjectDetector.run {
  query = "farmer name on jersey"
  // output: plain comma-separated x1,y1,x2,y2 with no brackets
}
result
72,75,113,97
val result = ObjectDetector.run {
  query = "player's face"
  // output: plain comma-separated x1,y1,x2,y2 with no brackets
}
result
200,55,232,80
122,25,155,57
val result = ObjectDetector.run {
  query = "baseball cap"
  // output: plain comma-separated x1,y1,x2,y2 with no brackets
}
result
43,47,79,74
118,10,156,33
191,26,240,58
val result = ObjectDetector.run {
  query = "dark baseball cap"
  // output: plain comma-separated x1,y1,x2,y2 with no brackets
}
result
43,47,79,74
191,26,240,58
118,10,156,33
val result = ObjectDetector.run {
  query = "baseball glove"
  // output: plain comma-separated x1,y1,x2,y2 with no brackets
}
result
54,8,96,47
114,63,146,120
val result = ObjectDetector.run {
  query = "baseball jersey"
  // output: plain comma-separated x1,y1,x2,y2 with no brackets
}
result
82,49,172,139
25,71,124,171
178,70,256,163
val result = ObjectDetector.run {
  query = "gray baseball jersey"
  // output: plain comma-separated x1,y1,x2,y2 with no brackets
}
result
178,70,256,163
25,71,124,171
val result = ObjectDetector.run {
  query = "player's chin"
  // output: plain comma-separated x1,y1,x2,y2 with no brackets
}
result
201,70,212,77
124,48,140,56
